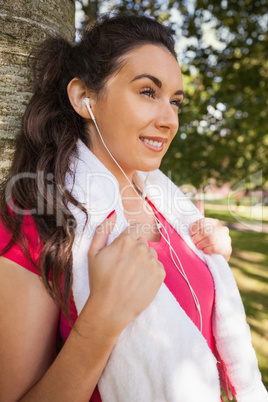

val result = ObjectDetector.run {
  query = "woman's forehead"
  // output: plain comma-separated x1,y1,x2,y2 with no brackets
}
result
110,44,183,90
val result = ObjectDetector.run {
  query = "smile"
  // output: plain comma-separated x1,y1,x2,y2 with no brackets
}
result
140,136,166,152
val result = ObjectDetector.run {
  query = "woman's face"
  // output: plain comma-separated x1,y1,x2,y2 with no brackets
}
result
89,44,184,179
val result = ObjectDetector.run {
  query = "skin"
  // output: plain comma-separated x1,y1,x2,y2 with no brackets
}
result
0,44,231,401
86,45,183,178
68,44,232,258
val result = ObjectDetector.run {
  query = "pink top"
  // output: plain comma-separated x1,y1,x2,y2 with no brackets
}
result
0,202,216,402
148,201,215,353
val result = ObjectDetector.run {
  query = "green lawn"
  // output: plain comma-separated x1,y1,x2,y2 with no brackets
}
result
205,204,268,399
204,200,268,224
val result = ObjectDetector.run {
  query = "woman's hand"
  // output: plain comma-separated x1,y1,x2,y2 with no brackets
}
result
189,201,232,261
86,211,166,336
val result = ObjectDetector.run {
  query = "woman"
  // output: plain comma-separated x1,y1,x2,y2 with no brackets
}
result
0,13,266,402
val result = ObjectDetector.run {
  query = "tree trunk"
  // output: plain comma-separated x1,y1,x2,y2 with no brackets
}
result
0,0,75,176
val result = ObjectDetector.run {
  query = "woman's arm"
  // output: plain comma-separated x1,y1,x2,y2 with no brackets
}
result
0,213,165,402
0,257,120,401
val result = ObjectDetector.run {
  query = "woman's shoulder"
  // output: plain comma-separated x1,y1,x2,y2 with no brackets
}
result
0,213,43,276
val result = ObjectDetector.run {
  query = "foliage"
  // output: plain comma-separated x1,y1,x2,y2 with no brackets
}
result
76,0,268,189
77,0,173,23
163,0,268,190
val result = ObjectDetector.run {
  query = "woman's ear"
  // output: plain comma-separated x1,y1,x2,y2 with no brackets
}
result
67,78,95,119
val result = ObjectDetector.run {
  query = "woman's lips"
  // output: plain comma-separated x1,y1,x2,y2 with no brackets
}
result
139,136,167,152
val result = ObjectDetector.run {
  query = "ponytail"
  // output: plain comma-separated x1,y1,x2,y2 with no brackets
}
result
0,37,88,322
32,37,73,92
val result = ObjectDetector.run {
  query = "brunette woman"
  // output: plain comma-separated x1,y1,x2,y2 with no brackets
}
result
0,13,267,402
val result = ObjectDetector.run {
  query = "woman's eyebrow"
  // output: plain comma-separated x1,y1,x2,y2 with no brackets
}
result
131,73,162,88
130,73,184,97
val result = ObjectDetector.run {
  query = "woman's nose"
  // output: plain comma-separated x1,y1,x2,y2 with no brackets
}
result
155,101,179,133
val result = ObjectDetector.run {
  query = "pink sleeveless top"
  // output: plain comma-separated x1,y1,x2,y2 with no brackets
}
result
0,202,216,402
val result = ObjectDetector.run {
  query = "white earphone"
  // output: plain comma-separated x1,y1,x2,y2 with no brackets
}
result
82,97,96,121
82,97,203,333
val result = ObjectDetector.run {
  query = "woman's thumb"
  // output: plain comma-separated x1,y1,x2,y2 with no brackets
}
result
88,210,116,259
195,199,205,216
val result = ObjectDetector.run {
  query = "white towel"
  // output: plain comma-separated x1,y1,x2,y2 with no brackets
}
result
66,139,267,402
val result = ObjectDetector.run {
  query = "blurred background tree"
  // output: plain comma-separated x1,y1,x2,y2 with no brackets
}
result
0,0,75,176
1,0,267,189
162,0,268,190
76,0,268,190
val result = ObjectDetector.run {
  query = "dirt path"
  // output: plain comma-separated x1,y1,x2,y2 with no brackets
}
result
226,221,268,233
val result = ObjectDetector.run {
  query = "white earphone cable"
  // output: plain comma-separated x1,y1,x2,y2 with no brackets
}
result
83,99,202,333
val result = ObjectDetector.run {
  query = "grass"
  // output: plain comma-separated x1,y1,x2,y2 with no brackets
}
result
205,202,268,399
204,199,268,224
229,231,268,383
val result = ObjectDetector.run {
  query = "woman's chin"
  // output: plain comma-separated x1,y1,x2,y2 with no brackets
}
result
141,158,162,172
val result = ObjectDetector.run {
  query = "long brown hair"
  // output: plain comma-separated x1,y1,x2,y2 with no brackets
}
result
0,12,177,320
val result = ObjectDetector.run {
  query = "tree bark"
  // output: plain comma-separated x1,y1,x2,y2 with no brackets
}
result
0,0,75,176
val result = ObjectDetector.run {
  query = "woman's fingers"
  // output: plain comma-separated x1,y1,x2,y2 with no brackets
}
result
189,217,219,237
189,218,232,261
88,211,117,263
87,217,165,335
202,244,231,257
195,199,205,215
148,246,158,259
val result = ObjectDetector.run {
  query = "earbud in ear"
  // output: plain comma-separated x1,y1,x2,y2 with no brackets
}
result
82,97,96,121
82,98,90,107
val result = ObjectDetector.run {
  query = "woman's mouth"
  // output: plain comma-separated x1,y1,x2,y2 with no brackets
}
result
139,136,166,152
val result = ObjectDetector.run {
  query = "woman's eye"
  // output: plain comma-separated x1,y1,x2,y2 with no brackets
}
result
171,99,182,109
140,87,156,98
